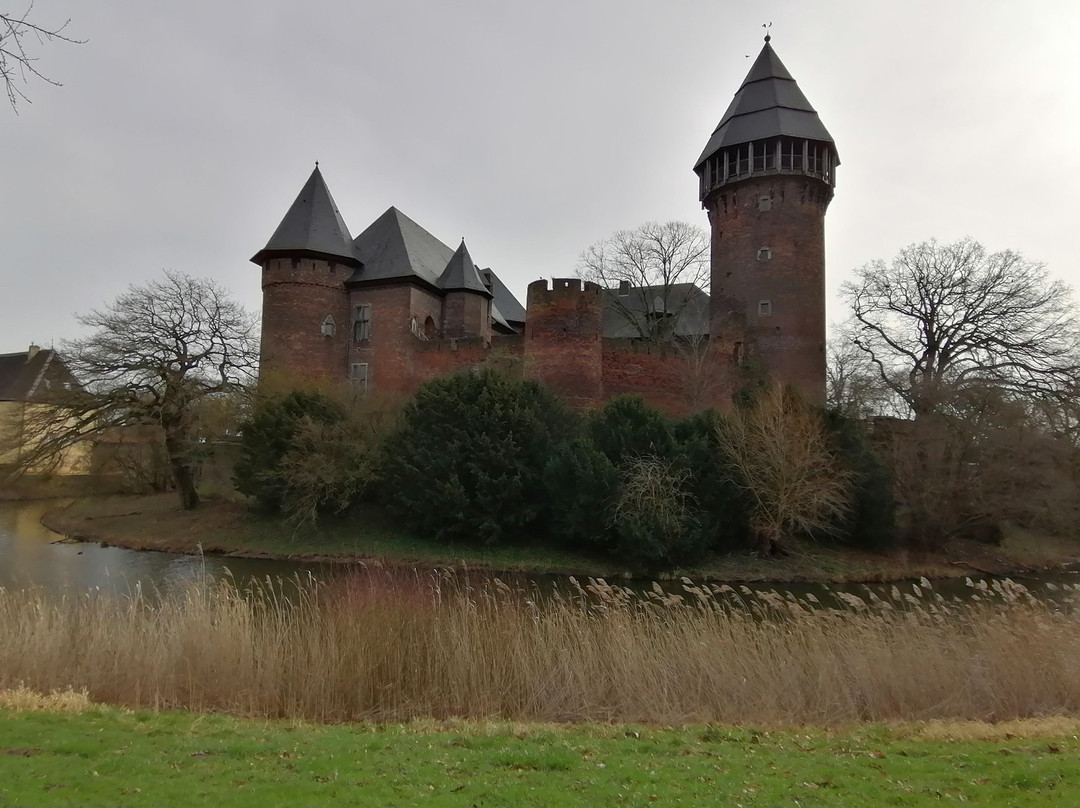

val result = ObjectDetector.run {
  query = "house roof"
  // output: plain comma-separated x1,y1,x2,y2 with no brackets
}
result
251,166,361,266
602,283,710,338
695,39,837,170
0,348,73,401
439,240,491,297
350,206,454,288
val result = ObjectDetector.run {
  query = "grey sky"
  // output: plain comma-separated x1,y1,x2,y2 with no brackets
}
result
3,0,1079,352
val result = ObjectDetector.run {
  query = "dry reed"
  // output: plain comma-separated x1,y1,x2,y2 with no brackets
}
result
0,570,1077,725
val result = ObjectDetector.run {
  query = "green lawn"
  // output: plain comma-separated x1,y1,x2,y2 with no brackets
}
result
2,706,1077,806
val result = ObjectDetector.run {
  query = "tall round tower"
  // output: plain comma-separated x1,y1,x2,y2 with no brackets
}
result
251,165,361,384
695,36,838,404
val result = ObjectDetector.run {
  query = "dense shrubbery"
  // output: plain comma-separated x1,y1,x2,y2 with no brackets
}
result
237,374,899,570
379,371,569,546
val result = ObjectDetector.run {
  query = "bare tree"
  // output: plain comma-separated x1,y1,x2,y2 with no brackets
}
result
1,3,83,111
716,386,852,556
841,238,1080,416
826,335,901,420
13,271,258,510
578,221,710,343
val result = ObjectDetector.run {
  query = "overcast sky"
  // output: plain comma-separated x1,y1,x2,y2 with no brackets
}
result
3,0,1079,352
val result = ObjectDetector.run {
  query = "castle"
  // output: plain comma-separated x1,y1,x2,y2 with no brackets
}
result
253,37,837,414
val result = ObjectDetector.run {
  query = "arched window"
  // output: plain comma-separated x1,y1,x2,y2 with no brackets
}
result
424,316,437,340
320,315,336,337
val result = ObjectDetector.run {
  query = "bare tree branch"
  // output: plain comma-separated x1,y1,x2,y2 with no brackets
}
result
1,2,84,112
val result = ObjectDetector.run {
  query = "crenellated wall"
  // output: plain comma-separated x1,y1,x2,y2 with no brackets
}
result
523,278,604,408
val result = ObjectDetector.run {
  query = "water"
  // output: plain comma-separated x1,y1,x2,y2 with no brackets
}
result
0,500,330,597
1,499,1076,601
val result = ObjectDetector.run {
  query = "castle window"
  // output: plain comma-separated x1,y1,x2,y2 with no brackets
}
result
424,316,437,339
353,304,371,341
320,315,336,337
350,362,369,393
758,196,772,211
757,247,772,262
758,300,772,317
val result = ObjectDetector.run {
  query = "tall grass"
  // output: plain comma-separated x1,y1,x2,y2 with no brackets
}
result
1,570,1078,725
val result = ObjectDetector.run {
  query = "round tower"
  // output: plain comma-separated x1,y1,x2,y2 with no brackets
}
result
251,165,360,385
695,36,838,404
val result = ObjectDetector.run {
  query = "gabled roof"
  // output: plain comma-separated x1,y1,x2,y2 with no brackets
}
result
350,207,454,287
251,166,361,266
0,348,78,401
695,40,836,169
439,240,491,297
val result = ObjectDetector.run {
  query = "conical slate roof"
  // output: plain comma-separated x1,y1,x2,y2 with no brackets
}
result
695,40,837,170
251,166,360,266
439,240,491,297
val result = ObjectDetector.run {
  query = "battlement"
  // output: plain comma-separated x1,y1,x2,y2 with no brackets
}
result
526,277,602,304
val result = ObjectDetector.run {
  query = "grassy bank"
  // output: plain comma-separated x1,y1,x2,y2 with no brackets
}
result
40,494,1080,582
1,694,1078,807
2,571,1079,725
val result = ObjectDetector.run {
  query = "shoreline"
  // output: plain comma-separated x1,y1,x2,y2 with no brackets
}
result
35,493,1080,585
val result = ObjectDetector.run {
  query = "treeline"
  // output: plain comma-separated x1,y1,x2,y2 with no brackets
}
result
233,371,896,571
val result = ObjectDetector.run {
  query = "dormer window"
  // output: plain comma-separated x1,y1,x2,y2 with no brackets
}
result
321,315,336,337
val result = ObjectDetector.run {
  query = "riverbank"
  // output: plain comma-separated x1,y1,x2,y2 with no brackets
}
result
39,493,1080,583
2,696,1077,807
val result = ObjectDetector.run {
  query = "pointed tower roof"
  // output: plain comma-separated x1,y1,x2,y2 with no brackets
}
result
251,165,360,266
350,206,454,287
438,239,492,297
695,39,837,170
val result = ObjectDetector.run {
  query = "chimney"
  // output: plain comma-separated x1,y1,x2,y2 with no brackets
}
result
27,344,40,361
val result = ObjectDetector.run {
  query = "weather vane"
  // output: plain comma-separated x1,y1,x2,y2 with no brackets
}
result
763,21,772,43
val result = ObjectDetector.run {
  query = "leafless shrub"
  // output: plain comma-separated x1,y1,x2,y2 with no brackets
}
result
716,386,853,554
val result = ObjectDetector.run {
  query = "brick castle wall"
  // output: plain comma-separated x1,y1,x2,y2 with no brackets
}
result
523,279,604,408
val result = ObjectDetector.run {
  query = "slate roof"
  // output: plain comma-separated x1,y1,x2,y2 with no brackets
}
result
439,240,492,297
602,283,710,339
251,166,361,266
350,207,454,288
480,268,526,326
696,40,837,170
0,349,78,401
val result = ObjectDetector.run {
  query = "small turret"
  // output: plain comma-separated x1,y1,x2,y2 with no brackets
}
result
439,239,492,341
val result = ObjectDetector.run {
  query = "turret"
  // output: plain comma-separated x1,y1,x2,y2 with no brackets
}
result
251,165,360,383
439,239,492,341
695,36,838,404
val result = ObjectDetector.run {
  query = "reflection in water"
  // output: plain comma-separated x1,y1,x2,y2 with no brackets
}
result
0,500,328,597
